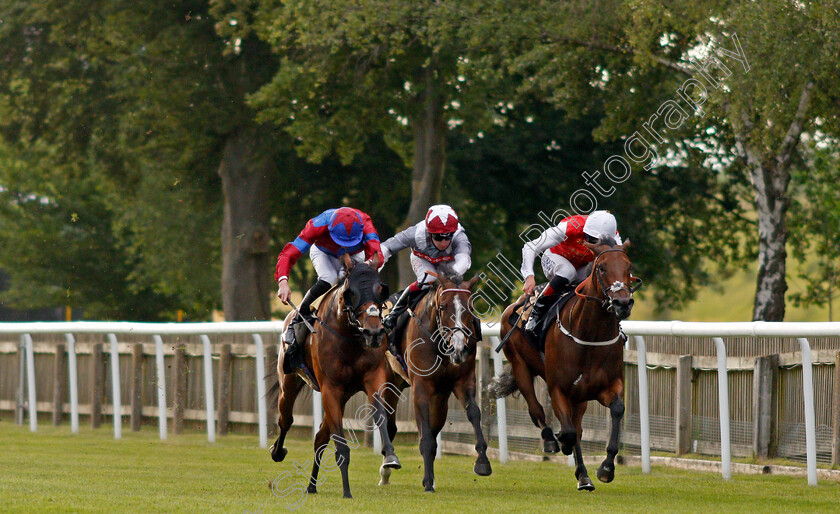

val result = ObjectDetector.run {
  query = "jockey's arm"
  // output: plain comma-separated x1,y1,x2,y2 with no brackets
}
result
519,222,568,280
451,232,472,277
380,225,417,265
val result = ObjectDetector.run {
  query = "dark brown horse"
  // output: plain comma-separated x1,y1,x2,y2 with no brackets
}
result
490,240,640,491
381,275,492,492
270,258,400,499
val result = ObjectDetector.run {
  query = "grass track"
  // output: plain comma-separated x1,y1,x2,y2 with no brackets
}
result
1,423,838,513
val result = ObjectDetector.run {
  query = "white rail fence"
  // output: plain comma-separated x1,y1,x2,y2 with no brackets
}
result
2,320,839,486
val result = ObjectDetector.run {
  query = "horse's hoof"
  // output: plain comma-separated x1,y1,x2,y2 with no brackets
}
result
343,492,353,499
424,486,435,493
561,443,574,456
379,464,392,486
474,459,492,476
306,485,317,494
597,463,615,483
544,439,560,454
270,445,288,463
577,476,595,491
557,431,577,449
383,454,401,470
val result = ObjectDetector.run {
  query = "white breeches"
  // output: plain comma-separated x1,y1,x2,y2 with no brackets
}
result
310,246,365,285
540,252,588,283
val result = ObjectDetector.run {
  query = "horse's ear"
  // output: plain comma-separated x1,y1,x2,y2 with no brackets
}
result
464,274,480,290
620,239,632,252
340,253,355,271
583,241,601,254
378,283,390,303
342,287,357,308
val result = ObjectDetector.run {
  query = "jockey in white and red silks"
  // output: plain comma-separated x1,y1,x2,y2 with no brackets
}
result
520,210,622,334
275,207,383,373
380,204,472,331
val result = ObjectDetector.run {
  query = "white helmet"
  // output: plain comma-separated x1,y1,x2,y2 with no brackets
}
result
583,211,617,241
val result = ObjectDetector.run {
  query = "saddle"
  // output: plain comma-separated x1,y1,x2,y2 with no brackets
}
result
508,283,577,353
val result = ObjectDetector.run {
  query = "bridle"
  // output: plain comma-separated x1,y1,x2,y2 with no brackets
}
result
433,287,474,345
574,248,642,312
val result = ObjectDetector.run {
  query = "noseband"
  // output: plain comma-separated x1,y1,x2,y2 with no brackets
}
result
574,249,642,311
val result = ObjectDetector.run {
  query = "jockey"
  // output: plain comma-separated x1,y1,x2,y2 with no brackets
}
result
380,205,472,332
275,207,384,373
520,210,622,334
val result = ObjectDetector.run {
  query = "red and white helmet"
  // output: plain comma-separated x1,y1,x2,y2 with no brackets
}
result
425,204,459,234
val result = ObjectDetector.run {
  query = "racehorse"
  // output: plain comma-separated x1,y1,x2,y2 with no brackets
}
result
269,256,400,499
490,240,640,491
380,274,492,492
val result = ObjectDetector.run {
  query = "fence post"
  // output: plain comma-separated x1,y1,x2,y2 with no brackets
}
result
675,355,692,455
91,342,104,429
153,335,167,440
24,334,37,431
65,334,79,434
200,335,216,442
54,342,67,426
217,343,232,436
634,336,651,473
491,337,508,464
712,337,730,480
752,354,778,459
16,336,25,425
107,334,122,439
832,351,840,467
253,334,268,449
796,338,817,486
130,343,143,432
173,344,187,434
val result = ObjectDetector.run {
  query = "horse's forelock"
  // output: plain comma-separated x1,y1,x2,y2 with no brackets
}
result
597,236,618,248
346,262,380,307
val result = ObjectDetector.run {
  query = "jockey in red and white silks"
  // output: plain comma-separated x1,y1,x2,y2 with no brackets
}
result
380,204,472,330
520,210,622,333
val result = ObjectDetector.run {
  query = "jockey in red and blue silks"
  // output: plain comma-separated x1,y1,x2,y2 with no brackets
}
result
275,207,384,373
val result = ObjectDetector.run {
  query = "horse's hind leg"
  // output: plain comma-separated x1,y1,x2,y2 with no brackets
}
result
454,376,491,476
270,372,304,462
548,384,576,455
376,382,405,486
510,356,558,454
597,381,625,484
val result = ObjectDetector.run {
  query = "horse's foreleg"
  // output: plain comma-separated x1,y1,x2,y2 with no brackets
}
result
511,356,558,453
597,382,625,484
571,402,594,491
271,372,304,463
365,369,402,476
454,376,491,476
321,387,353,499
548,384,576,455
307,421,331,494
413,380,439,492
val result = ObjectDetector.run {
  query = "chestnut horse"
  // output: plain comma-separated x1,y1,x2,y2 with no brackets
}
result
269,259,400,499
490,240,640,491
381,275,492,492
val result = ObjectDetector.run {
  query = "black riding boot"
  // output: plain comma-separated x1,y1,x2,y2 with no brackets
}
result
525,276,570,334
283,279,332,374
383,286,424,332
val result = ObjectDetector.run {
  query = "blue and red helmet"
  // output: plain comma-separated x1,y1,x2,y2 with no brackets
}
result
328,207,365,247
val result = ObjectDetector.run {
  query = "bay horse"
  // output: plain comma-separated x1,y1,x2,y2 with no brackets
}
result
381,275,492,492
490,240,640,491
269,257,400,499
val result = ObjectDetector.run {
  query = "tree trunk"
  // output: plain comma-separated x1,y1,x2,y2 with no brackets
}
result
751,159,789,321
218,126,275,321
397,67,446,288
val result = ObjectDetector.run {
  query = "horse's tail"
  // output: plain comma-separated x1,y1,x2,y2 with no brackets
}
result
487,364,519,399
265,358,280,406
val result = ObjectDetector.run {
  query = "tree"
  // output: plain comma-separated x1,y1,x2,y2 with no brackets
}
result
215,0,520,286
480,0,840,320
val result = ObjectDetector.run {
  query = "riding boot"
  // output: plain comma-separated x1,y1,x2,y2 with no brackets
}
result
525,276,570,334
383,285,424,332
283,279,332,374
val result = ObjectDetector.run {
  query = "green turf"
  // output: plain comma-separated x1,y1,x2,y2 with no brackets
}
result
1,423,838,513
